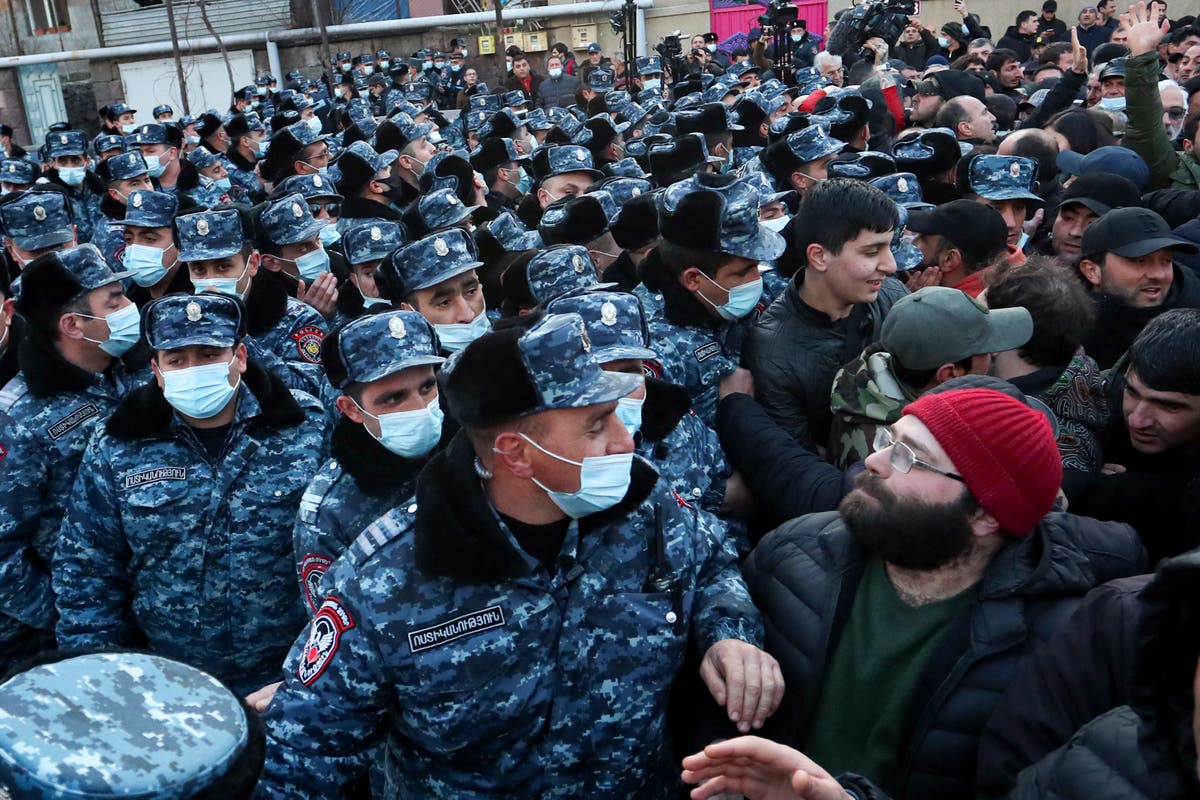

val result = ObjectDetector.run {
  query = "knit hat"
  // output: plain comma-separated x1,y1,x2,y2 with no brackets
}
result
903,388,1062,536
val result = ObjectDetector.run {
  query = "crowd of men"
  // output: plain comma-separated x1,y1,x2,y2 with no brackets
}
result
0,0,1198,797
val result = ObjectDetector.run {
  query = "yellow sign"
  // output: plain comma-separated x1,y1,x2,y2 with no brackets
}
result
571,25,597,50
524,31,547,52
503,32,522,51
478,35,495,55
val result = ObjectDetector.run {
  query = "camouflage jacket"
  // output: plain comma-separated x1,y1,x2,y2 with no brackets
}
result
828,349,919,469
53,363,325,696
636,251,761,429
636,377,731,513
294,415,437,614
0,334,150,652
242,272,331,399
256,433,762,799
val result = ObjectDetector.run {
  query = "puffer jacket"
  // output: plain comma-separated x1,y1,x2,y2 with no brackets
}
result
743,270,907,451
1004,551,1200,799
742,510,1145,800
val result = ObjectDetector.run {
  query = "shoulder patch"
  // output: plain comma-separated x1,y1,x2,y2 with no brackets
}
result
641,359,662,379
297,596,355,686
290,325,325,364
0,443,6,463
46,403,100,440
300,553,334,614
408,605,506,654
123,467,187,489
693,342,721,363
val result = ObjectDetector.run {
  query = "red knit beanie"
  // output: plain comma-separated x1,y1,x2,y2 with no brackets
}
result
903,388,1062,536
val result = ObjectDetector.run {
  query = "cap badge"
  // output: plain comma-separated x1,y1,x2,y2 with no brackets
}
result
433,237,449,256
1009,161,1021,178
292,202,303,218
897,176,909,193
572,254,586,274
60,134,68,144
5,164,13,173
575,150,586,161
132,193,143,208
370,226,381,241
580,319,591,352
600,301,618,326
631,187,641,196
32,205,46,221
313,175,323,188
388,315,407,339
197,218,210,236
446,194,457,205
185,301,202,322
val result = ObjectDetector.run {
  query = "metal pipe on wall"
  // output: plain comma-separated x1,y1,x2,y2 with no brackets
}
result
0,0,654,68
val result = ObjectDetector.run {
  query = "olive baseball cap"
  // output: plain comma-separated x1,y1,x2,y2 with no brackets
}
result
882,287,1033,370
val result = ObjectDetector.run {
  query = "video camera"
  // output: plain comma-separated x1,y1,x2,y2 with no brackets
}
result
757,0,799,34
827,0,920,63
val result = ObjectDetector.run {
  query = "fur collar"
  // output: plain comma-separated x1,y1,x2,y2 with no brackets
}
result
413,432,660,581
105,360,303,441
18,330,150,398
639,247,723,331
228,148,256,173
639,377,691,442
99,193,126,221
0,315,24,389
329,413,433,497
245,270,290,337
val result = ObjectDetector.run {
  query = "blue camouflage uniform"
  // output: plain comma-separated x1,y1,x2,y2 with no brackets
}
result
0,652,255,799
43,130,103,243
294,310,445,613
53,293,326,696
0,189,77,269
0,245,149,658
635,174,785,427
177,206,330,398
256,312,763,798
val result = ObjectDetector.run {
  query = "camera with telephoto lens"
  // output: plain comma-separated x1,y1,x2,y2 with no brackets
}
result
827,0,920,63
757,0,799,34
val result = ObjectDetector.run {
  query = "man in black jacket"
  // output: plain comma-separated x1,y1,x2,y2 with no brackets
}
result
743,179,906,451
740,387,1143,799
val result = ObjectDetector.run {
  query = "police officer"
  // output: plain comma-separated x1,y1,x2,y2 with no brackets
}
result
126,123,183,195
53,292,325,697
760,124,847,198
295,309,448,612
956,153,1044,253
0,189,80,270
256,191,340,321
0,652,263,799
42,130,102,243
471,137,531,214
0,158,34,194
334,222,403,321
0,244,147,661
224,113,267,197
635,173,785,427
376,228,492,354
256,310,778,797
0,262,20,388
119,189,189,303
176,205,328,397
93,151,154,269
335,139,405,229
273,172,345,251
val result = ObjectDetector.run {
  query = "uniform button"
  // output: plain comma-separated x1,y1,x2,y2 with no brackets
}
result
692,487,702,497
665,611,677,624
274,490,282,497
655,294,663,301
328,463,337,471
408,503,418,513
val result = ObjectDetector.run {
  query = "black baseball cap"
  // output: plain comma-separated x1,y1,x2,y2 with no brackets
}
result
1055,172,1142,217
906,199,1009,264
1081,207,1198,259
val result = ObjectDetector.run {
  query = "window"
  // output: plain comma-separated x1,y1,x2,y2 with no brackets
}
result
25,0,71,34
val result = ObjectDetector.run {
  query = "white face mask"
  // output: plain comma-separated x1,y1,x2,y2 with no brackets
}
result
760,215,791,232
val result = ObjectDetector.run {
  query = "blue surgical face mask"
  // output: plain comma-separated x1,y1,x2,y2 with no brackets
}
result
643,78,661,91
161,358,240,419
434,60,445,70
961,23,970,35
186,135,201,145
698,272,762,321
318,225,341,246
354,396,444,458
707,43,718,52
121,123,137,135
76,301,141,357
342,63,352,73
615,393,644,436
306,116,323,136
451,64,463,72
549,68,563,78
359,89,371,100
517,433,634,519
791,33,804,42
144,152,169,179
761,214,790,232
379,60,390,71
289,244,331,282
214,176,232,192
937,35,950,48
434,308,491,352
361,294,391,308
424,60,434,71
256,140,269,159
192,261,250,300
362,65,375,75
1098,96,1126,111
59,166,87,186
124,243,174,287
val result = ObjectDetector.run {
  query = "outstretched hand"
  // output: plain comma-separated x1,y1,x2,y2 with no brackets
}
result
1119,1,1170,57
682,737,852,800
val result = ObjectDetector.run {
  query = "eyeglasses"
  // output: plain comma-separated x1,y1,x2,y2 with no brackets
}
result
308,202,342,217
1165,106,1187,120
872,426,965,482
